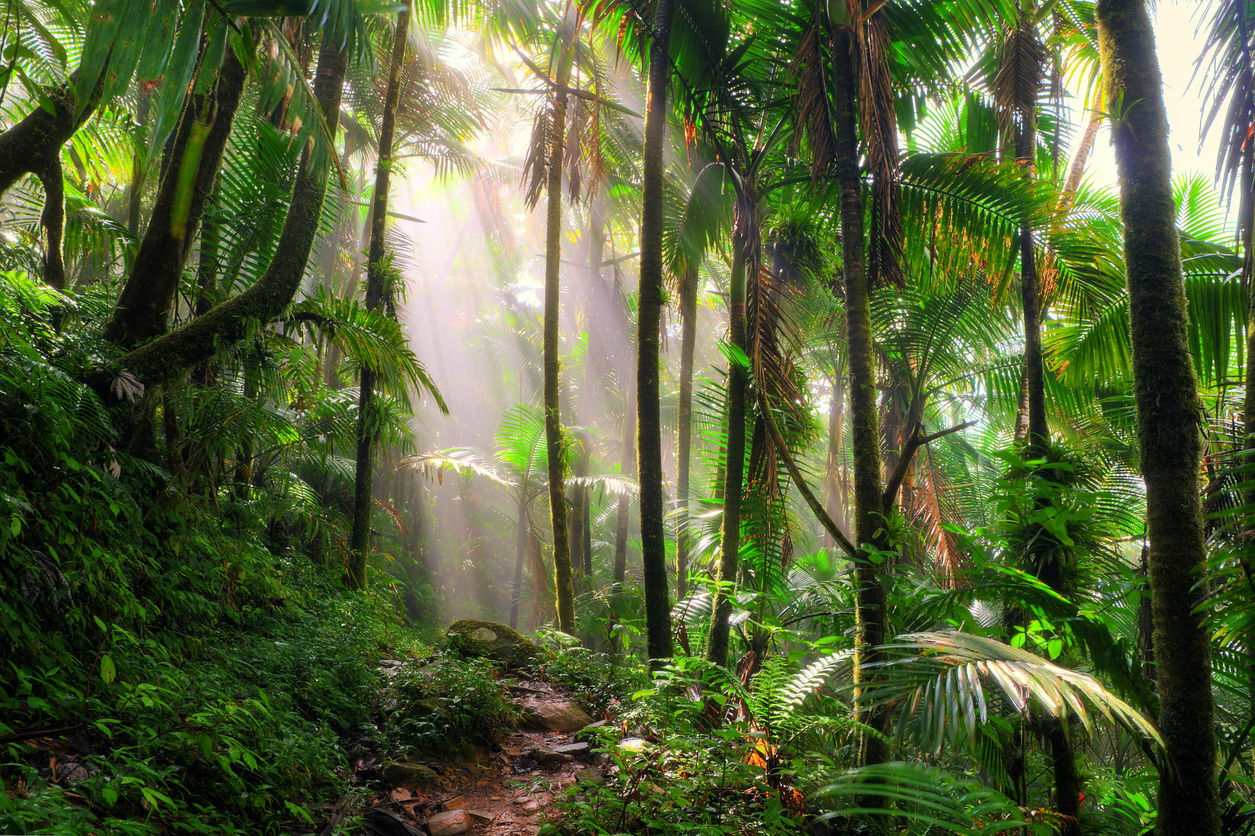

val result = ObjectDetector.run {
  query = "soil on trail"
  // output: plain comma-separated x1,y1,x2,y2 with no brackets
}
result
359,669,608,836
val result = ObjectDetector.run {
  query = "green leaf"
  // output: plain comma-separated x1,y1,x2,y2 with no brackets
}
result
100,654,116,685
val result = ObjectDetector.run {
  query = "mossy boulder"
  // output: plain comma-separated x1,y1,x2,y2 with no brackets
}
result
445,619,550,669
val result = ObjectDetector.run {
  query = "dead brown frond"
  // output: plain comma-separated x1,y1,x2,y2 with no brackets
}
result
790,15,838,180
522,108,550,210
859,14,903,287
993,15,1045,147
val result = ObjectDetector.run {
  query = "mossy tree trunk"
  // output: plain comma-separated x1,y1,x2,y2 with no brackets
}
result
347,10,410,591
0,74,101,198
116,37,348,383
1096,1,1220,833
105,46,247,348
636,0,678,667
542,25,577,634
834,25,889,768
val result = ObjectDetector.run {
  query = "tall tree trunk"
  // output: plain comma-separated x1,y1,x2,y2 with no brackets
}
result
105,47,247,348
1096,2,1220,833
346,11,410,591
636,0,678,667
510,494,528,630
614,380,635,587
706,232,748,671
35,159,65,291
116,38,347,384
583,199,605,579
677,265,698,598
834,25,889,768
824,375,849,545
543,25,577,634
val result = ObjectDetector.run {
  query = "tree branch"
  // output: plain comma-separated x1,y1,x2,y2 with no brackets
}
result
757,388,857,558
882,420,976,513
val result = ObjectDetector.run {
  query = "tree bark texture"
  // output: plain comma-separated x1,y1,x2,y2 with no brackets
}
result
105,46,246,348
116,38,347,383
0,77,99,198
677,265,698,600
543,27,577,634
834,25,889,768
346,10,410,591
636,0,678,667
1096,1,1220,833
36,158,66,291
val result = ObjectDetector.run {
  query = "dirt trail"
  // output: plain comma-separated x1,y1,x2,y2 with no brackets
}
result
356,671,607,836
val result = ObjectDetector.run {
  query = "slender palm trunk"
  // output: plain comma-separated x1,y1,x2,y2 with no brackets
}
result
543,27,577,633
614,379,635,587
510,494,528,630
637,0,678,666
1096,2,1220,833
834,25,888,768
824,375,849,544
345,11,410,590
676,266,698,599
706,233,748,670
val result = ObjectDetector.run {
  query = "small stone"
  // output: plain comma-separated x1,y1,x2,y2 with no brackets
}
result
517,697,593,732
467,810,495,823
576,720,609,742
441,795,469,811
522,799,542,813
390,787,413,802
617,737,647,752
384,761,439,783
529,747,574,767
573,767,604,785
427,809,473,836
552,742,590,756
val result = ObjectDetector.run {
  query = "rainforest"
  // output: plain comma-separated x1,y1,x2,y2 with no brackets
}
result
0,0,1248,832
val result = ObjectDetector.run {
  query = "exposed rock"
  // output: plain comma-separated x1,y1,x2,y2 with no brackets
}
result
440,795,468,811
517,697,592,732
574,766,604,785
445,619,550,668
617,737,647,752
529,747,574,767
383,761,438,783
427,809,473,836
467,810,495,823
551,742,590,756
575,719,609,742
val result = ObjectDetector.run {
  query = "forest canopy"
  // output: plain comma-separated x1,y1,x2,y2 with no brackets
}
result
0,0,1250,833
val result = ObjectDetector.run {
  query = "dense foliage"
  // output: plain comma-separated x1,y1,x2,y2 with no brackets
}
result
3,0,1255,832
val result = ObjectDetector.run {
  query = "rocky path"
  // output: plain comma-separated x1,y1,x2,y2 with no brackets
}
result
354,670,607,836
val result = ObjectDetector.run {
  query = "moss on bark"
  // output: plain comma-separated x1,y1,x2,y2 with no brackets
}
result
116,39,347,383
636,0,678,668
1096,0,1220,832
105,46,247,348
834,25,889,769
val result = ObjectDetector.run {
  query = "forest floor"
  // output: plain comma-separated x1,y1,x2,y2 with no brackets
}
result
343,665,608,836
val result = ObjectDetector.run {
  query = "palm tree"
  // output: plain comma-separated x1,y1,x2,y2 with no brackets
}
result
635,0,679,670
347,10,412,591
1096,0,1221,832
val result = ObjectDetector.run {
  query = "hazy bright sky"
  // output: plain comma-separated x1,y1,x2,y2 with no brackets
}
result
1085,0,1221,188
